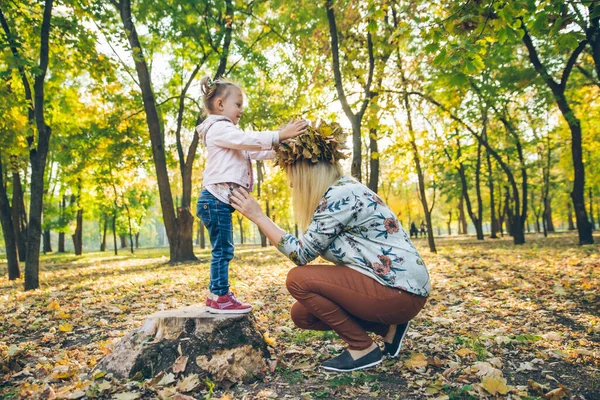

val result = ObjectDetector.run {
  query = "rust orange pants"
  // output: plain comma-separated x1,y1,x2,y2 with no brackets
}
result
286,264,427,350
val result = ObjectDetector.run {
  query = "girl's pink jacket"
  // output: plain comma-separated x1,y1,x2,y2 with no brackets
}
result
196,115,279,190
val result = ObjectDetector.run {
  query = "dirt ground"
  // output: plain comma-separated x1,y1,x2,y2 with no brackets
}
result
1,232,598,399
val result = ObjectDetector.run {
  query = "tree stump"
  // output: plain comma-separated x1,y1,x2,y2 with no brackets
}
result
95,306,270,386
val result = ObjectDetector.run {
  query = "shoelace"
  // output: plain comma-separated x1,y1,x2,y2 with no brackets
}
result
227,292,242,306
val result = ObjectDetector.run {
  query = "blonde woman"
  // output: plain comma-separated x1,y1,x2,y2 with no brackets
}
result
230,156,430,372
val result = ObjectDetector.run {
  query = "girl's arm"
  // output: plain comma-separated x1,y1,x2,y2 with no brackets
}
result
212,120,307,151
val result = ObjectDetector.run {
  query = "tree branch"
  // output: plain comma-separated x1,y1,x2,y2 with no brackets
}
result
325,0,355,121
561,39,588,88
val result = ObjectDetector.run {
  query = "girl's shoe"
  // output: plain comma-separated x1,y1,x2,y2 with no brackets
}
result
383,321,410,358
322,346,382,372
206,291,252,314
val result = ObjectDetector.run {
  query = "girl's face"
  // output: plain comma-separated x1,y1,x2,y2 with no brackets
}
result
215,89,244,125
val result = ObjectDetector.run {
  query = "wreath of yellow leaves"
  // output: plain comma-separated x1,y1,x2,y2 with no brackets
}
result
274,119,349,168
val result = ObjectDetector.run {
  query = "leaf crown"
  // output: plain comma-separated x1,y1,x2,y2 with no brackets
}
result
274,119,348,168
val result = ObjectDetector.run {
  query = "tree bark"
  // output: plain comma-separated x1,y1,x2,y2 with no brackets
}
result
72,208,83,255
368,128,379,193
12,172,27,261
114,0,184,261
43,229,52,253
101,212,108,251
237,215,244,245
459,194,468,234
447,211,452,236
589,187,595,230
325,0,374,181
567,201,575,231
521,21,593,244
402,87,436,253
24,0,54,290
485,132,498,238
112,212,118,255
0,155,20,280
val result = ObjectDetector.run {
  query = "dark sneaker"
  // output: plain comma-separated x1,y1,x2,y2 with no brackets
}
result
206,291,252,314
322,346,382,372
383,321,410,358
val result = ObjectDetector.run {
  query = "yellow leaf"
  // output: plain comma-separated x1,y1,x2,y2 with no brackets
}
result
59,323,73,332
455,348,473,357
263,332,276,347
51,365,75,379
404,353,428,370
58,311,71,319
48,301,60,311
481,376,509,395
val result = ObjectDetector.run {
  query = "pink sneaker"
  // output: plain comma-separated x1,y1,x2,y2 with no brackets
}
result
206,292,252,314
205,293,216,309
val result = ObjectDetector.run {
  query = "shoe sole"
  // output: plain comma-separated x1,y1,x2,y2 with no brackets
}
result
206,307,252,314
390,321,410,358
321,358,382,372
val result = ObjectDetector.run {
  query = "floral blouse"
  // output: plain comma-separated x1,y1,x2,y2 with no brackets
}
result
277,176,431,297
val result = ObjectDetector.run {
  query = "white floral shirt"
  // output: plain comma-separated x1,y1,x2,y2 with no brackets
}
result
277,176,431,296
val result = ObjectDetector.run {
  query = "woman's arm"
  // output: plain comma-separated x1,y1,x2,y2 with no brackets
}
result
230,188,344,265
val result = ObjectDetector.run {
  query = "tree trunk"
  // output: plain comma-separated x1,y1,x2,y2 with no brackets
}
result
237,215,244,245
590,187,595,230
0,155,20,279
115,0,184,261
458,194,468,234
101,213,107,251
474,137,484,240
447,210,452,236
58,232,65,252
12,172,27,261
199,220,206,249
567,201,575,231
120,235,127,248
72,208,83,255
43,229,52,253
486,142,498,238
19,0,53,290
368,128,379,193
402,89,436,253
112,212,118,255
325,0,374,182
521,23,592,244
455,137,483,241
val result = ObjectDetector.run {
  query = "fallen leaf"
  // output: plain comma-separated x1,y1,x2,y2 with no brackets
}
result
404,353,428,370
112,392,141,400
481,376,509,395
58,323,73,332
172,355,188,374
177,374,200,393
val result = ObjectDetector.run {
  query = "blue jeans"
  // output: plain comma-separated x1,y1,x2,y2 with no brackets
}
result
196,190,235,296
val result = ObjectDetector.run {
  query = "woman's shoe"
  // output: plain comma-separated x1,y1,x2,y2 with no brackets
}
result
322,346,382,372
383,321,410,358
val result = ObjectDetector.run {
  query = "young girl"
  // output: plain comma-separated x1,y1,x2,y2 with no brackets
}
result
196,75,307,314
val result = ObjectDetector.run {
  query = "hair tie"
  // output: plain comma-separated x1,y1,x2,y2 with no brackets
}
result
207,77,216,87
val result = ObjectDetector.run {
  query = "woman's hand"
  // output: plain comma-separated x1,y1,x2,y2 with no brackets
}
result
229,188,265,222
230,188,287,246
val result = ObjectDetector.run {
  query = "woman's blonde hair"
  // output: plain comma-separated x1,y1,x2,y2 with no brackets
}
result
286,160,343,232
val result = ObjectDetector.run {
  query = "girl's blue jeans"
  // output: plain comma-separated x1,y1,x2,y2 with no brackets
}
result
196,190,234,296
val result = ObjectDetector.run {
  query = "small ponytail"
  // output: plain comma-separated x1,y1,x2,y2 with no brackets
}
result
200,74,242,114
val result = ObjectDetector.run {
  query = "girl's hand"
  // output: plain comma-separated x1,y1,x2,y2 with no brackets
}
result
229,188,265,222
279,119,308,141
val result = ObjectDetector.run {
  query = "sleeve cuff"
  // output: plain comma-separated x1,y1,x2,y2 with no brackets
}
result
272,131,280,146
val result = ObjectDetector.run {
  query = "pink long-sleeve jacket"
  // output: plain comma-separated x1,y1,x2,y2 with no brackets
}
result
196,115,279,191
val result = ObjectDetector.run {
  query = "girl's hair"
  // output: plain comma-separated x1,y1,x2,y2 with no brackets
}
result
286,160,343,232
200,75,241,114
